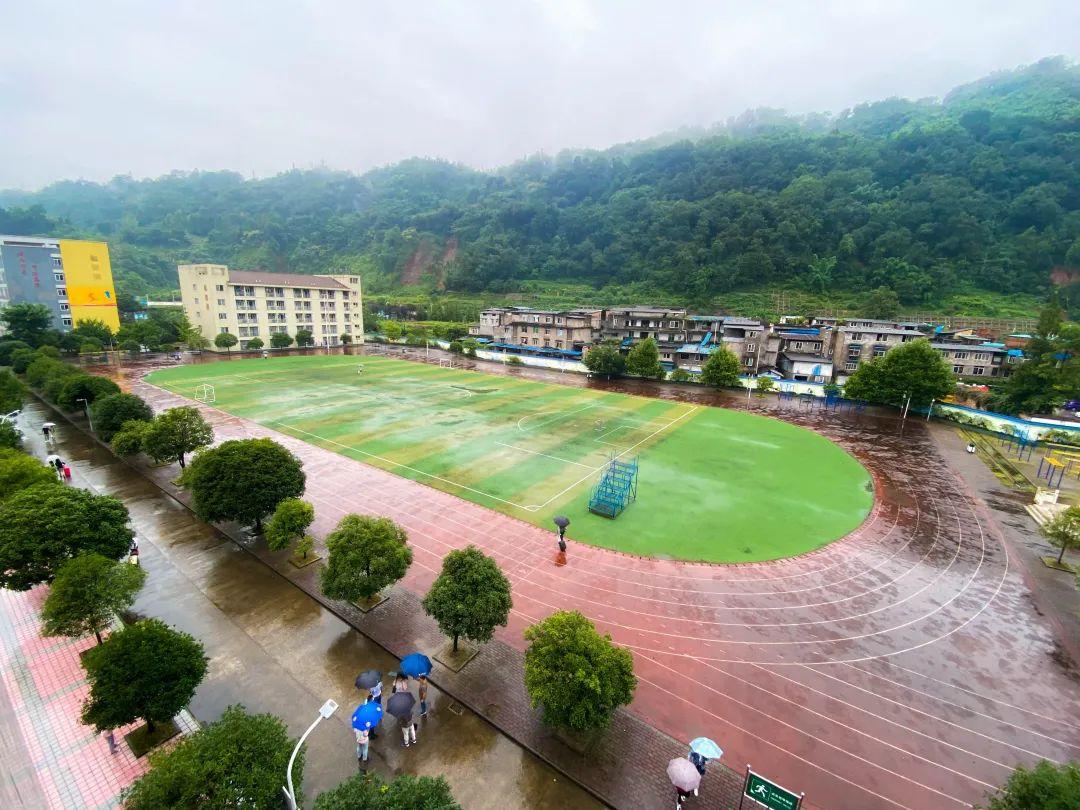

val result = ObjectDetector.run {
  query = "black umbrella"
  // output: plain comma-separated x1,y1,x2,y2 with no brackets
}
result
354,669,382,690
386,691,416,719
553,516,570,528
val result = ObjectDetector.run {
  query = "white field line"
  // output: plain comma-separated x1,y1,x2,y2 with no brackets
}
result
494,442,598,470
517,402,599,432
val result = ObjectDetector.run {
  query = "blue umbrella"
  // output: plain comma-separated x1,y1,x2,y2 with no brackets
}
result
399,653,432,678
351,701,383,731
689,737,723,760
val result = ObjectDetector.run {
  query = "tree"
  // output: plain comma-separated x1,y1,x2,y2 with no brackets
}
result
214,332,238,352
843,339,954,408
314,773,462,810
339,333,351,345
0,448,59,500
422,546,512,652
980,760,1080,810
91,392,154,442
111,419,151,457
78,338,104,354
265,498,315,554
1039,505,1080,567
295,329,314,348
182,438,305,530
755,375,776,397
9,348,37,374
0,340,31,366
382,321,404,341
0,421,21,450
669,368,692,382
141,406,213,468
0,368,26,413
0,303,52,345
56,373,121,411
448,340,464,354
270,331,293,349
583,341,626,378
81,619,207,734
246,337,264,351
123,706,302,810
699,346,741,388
625,337,664,379
321,515,412,602
41,553,147,644
25,355,74,390
523,610,636,731
863,286,901,319
183,325,210,351
71,319,115,347
0,484,133,590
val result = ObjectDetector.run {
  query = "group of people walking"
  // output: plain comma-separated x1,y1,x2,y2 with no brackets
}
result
355,671,429,765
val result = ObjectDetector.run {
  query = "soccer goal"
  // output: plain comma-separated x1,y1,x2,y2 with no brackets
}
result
439,358,453,369
193,383,216,404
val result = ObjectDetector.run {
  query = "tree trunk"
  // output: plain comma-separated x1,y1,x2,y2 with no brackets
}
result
254,516,262,532
1057,543,1068,565
146,718,156,734
453,633,459,653
178,454,185,469
94,629,103,644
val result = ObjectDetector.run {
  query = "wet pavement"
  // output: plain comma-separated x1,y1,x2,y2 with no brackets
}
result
75,347,1080,809
14,398,602,810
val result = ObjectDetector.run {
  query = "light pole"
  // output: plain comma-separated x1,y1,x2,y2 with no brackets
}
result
926,397,935,421
282,699,338,810
76,397,93,433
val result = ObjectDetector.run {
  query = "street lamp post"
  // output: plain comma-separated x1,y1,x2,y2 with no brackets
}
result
281,699,338,810
926,397,935,421
76,397,93,433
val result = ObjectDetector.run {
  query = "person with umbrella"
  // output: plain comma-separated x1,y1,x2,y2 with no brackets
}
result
42,422,55,442
687,737,723,797
667,757,701,807
553,516,569,553
386,691,417,747
355,669,383,736
351,701,383,765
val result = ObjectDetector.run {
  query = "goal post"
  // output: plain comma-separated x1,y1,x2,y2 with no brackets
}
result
439,358,453,369
193,383,216,404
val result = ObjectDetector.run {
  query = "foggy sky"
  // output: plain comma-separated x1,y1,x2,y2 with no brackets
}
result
2,0,1078,190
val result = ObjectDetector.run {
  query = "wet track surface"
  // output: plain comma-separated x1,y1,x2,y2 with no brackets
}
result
107,348,1080,809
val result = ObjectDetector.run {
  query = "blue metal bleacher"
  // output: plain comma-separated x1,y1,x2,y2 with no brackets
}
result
588,455,639,518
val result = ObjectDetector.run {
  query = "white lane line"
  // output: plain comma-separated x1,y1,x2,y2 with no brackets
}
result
494,442,599,470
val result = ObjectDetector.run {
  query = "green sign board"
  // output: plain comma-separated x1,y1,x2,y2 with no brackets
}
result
744,770,801,810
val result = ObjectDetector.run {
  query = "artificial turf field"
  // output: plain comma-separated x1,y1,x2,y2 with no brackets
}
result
146,355,873,562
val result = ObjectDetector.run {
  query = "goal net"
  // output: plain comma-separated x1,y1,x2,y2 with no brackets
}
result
439,358,453,368
193,383,216,404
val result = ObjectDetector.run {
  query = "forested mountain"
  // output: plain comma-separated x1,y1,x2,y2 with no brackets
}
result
2,58,1079,312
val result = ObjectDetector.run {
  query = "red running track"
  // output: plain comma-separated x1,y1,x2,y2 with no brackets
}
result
131,371,1080,810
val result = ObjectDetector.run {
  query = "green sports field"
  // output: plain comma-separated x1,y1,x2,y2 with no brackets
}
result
146,355,872,563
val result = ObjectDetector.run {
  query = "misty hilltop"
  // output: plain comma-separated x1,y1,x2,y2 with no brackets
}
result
1,58,1078,314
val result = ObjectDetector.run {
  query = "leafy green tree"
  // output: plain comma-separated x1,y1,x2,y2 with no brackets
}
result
91,392,154,442
1040,505,1080,567
523,610,636,731
25,356,74,390
111,419,152,457
81,619,207,734
863,286,901,318
56,373,121,411
78,338,105,354
0,303,52,345
295,329,314,347
41,553,147,644
9,347,37,374
699,347,741,388
979,760,1080,810
0,421,21,450
0,484,133,590
214,332,238,352
0,368,26,413
246,337,264,350
321,515,412,602
583,341,626,378
120,339,141,354
755,375,776,397
270,331,293,349
382,321,404,341
448,340,464,354
123,706,302,810
805,254,837,293
314,773,462,810
843,339,954,408
265,498,315,554
183,325,210,351
0,340,31,366
625,337,664,379
668,368,692,382
339,333,351,345
71,319,115,347
0,448,59,500
182,438,305,530
142,406,213,468
422,546,512,652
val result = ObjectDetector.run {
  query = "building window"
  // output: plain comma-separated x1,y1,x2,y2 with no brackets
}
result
217,298,225,306
873,346,887,357
51,256,62,268
54,273,65,283
954,351,968,360
216,284,224,291
57,287,67,298
746,344,756,352
219,313,227,320
952,365,965,374
61,317,72,327
972,367,986,376
59,303,69,312
220,327,229,333
743,357,754,366
845,361,858,371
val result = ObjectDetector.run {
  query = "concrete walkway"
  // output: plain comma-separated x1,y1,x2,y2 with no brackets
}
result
12,399,601,809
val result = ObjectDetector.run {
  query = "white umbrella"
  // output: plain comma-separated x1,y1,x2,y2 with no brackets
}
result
667,758,701,792
42,422,56,429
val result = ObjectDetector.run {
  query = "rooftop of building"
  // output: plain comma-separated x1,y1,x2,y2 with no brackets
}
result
840,325,924,336
1,234,105,247
780,352,834,364
226,269,349,290
929,341,1008,352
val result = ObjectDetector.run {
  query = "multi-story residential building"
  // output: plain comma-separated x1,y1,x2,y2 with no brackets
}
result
178,265,363,352
929,342,1019,380
672,316,766,372
601,307,688,365
470,307,602,356
0,235,120,332
834,324,927,383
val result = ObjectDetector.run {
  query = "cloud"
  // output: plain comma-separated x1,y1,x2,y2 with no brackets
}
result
1,0,1077,189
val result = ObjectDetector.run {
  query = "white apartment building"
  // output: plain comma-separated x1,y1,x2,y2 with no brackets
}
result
178,265,363,352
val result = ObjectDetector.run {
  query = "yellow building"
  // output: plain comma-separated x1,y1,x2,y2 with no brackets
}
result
178,264,363,351
0,235,119,332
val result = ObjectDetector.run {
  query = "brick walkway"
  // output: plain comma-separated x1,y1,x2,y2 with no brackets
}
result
61,357,1080,809
0,587,147,809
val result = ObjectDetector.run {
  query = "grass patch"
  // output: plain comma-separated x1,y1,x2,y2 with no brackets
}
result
148,354,872,563
124,720,180,757
1041,556,1078,573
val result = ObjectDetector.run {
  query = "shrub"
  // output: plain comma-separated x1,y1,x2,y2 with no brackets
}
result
9,348,37,374
56,374,121,411
0,340,31,366
111,420,152,457
91,393,154,442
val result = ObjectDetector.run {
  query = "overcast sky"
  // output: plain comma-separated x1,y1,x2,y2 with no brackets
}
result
2,0,1077,190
